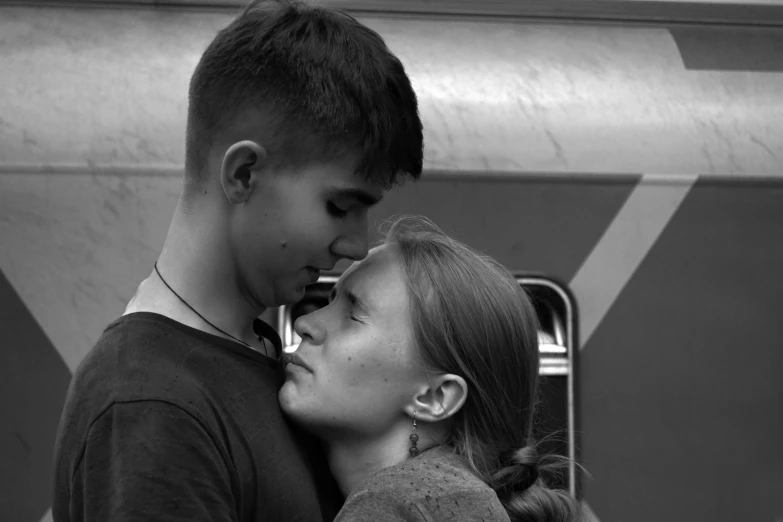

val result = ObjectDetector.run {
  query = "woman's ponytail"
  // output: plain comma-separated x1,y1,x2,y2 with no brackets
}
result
492,445,540,496
491,444,583,522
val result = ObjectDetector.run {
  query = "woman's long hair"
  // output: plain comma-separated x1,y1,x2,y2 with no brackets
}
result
382,216,583,522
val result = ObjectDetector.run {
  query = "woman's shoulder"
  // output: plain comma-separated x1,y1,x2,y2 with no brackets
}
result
335,449,510,522
371,447,490,491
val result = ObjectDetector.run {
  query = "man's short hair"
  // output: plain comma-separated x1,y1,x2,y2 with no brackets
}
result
186,0,423,189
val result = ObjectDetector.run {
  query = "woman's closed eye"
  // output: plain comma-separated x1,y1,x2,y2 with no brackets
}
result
331,287,366,323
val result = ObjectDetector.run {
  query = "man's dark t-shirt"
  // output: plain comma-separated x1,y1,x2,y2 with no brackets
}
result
52,312,341,522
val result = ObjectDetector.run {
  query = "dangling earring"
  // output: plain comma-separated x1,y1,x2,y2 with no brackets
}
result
409,411,420,457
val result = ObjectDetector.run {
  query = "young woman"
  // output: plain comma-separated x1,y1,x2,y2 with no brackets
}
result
279,217,583,522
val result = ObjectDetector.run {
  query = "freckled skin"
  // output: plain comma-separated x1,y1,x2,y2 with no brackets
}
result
279,246,425,436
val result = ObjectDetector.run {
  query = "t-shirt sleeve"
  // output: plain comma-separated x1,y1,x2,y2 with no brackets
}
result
69,400,236,522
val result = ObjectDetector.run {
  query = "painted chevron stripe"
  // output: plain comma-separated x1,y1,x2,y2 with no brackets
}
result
570,173,698,350
567,173,697,522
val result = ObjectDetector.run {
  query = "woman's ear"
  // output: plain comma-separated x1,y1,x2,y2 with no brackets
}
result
409,373,468,422
220,140,267,204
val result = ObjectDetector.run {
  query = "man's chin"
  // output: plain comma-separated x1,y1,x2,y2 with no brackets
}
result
274,285,307,307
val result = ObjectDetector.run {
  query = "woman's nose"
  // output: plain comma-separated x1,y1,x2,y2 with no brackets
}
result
293,311,324,345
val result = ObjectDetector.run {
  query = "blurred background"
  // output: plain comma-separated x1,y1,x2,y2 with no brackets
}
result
1,1,783,521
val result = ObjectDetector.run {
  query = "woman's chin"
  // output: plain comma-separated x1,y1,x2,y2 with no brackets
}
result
278,391,336,438
278,382,298,415
279,384,314,424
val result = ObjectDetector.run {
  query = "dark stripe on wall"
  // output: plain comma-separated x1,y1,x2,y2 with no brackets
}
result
579,180,783,522
0,270,72,522
368,175,640,284
670,25,783,73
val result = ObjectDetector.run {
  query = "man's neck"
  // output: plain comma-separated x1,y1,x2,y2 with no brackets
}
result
125,200,266,349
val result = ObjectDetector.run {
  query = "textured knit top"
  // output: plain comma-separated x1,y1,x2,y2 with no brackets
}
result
334,448,510,522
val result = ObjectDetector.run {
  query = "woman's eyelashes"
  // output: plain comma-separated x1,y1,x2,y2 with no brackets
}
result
330,288,363,323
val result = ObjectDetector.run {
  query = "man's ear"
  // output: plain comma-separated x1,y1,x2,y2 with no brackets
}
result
220,140,267,204
408,373,468,423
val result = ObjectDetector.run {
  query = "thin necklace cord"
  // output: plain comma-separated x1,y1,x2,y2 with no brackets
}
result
153,262,267,357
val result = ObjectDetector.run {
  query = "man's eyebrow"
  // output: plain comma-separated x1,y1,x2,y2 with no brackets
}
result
330,187,383,207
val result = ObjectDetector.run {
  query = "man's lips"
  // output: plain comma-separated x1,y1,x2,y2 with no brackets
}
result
306,266,321,283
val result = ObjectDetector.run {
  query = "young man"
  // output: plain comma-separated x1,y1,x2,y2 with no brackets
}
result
51,1,423,521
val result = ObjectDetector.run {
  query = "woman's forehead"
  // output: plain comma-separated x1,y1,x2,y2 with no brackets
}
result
341,244,394,279
338,246,406,304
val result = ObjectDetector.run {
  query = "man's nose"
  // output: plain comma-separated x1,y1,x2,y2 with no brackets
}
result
330,220,370,262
